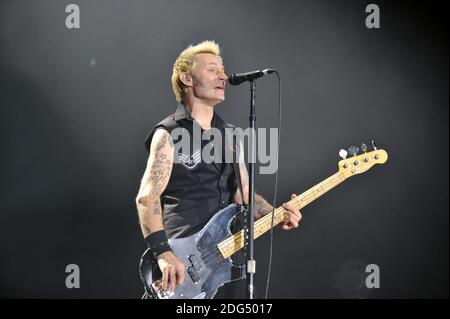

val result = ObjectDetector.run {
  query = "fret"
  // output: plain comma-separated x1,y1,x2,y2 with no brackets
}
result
218,148,388,259
219,172,345,258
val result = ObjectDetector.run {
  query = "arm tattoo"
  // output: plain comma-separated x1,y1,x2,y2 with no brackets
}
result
149,131,173,196
153,199,162,216
155,132,166,151
149,153,171,197
140,211,153,237
149,143,172,215
155,130,174,151
253,193,273,220
239,162,249,189
234,162,249,205
142,224,151,237
143,131,173,217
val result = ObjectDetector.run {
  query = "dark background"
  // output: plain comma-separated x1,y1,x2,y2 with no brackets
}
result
0,0,448,298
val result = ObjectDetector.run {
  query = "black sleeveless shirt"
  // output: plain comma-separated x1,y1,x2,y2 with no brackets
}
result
144,103,243,239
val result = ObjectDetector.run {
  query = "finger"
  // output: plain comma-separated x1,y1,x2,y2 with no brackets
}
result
282,202,295,212
289,216,299,228
169,266,176,293
289,209,301,219
282,223,293,230
161,265,170,290
291,193,297,199
283,204,300,218
283,202,297,212
177,265,185,285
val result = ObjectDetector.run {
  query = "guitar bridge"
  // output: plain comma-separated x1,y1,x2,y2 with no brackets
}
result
151,279,175,299
187,265,200,284
188,255,202,271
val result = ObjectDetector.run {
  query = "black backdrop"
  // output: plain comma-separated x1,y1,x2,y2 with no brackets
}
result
0,0,448,298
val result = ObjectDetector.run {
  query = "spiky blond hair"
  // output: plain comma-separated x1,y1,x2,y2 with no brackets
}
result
171,40,221,102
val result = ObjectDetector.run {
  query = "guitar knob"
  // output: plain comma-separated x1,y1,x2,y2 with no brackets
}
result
371,140,378,151
361,143,367,153
348,145,359,157
339,149,348,160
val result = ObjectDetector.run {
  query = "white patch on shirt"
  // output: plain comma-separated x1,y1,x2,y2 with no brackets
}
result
177,150,201,169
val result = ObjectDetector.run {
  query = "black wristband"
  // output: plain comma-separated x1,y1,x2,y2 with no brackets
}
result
144,230,172,259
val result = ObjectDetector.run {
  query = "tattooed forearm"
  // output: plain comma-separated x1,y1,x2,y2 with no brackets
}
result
135,129,174,237
233,161,250,205
253,193,273,220
153,198,162,215
234,155,272,220
239,162,249,189
142,224,151,237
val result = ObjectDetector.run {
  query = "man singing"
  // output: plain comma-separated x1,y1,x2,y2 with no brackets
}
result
135,40,302,298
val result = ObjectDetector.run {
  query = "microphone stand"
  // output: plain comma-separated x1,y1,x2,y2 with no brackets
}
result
247,80,256,299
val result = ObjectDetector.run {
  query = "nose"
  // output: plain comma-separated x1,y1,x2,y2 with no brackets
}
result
219,70,228,82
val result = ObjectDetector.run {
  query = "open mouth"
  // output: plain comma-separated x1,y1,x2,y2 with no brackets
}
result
215,86,225,92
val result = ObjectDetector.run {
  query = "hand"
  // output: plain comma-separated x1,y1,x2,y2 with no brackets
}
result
279,194,302,230
157,251,186,293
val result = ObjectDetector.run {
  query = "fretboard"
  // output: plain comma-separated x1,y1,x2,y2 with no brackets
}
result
218,171,345,258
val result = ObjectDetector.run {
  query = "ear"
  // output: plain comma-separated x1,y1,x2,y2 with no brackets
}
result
179,72,193,87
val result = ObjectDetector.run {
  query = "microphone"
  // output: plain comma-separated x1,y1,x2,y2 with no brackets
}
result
228,69,275,85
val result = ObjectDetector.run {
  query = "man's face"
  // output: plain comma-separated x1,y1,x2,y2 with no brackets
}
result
189,53,227,105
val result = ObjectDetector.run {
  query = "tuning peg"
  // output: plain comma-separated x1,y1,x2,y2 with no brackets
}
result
371,140,378,151
361,143,367,153
339,149,348,160
348,145,359,157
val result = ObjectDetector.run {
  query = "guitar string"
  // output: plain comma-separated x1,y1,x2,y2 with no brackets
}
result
194,159,372,263
197,173,344,266
155,160,378,288
156,163,372,289
220,173,343,246
198,173,343,264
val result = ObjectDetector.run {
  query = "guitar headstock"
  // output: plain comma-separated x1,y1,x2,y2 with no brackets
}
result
338,141,388,179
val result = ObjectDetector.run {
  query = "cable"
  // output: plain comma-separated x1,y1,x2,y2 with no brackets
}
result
264,71,282,299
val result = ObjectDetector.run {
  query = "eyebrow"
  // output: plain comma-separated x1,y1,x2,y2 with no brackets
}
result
206,62,225,69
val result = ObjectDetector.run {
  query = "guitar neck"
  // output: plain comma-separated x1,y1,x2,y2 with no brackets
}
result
218,171,345,258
